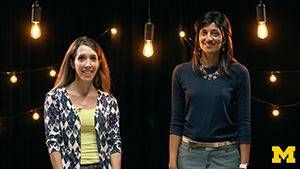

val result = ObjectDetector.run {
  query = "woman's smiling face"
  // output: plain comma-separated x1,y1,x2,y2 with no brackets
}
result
199,22,224,55
71,45,100,82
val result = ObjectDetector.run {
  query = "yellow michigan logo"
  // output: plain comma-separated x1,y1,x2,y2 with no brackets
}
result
272,146,296,163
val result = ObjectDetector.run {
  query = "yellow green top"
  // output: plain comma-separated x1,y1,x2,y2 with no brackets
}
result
76,108,100,165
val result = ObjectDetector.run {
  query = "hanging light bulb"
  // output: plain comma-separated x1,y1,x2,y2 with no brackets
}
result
30,23,41,39
256,0,268,39
143,21,154,58
111,28,117,35
179,31,186,38
10,72,18,83
30,1,42,39
143,0,154,58
143,40,154,57
257,22,268,39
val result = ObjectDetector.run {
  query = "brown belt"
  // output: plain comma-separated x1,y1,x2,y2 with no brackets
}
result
80,164,100,169
182,136,237,148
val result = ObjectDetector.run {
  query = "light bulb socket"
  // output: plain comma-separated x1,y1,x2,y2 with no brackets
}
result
256,2,266,23
31,1,41,23
144,21,154,41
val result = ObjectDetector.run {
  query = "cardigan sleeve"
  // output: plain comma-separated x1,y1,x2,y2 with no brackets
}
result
44,90,63,154
107,96,122,154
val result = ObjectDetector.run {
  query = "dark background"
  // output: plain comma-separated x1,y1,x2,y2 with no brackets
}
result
0,0,299,168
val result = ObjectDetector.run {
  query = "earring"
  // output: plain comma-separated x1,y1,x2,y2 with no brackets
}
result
222,45,225,51
198,47,202,55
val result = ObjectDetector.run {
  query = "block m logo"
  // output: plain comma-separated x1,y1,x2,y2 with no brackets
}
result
272,146,296,163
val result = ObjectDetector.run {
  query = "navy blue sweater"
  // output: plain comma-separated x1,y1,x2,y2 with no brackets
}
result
170,62,251,143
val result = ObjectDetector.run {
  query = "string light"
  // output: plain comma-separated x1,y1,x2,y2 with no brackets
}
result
30,0,42,39
0,107,43,120
111,28,117,35
247,69,300,82
10,72,18,83
179,31,186,38
269,72,277,82
252,97,300,117
180,32,194,49
95,26,120,42
49,70,56,77
49,67,56,77
256,0,268,39
32,111,40,120
267,70,300,82
272,109,280,117
0,62,61,83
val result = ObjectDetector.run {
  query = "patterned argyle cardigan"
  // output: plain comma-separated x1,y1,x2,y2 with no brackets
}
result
44,87,122,169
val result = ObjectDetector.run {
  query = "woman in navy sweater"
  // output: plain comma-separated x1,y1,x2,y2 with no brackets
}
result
169,11,251,169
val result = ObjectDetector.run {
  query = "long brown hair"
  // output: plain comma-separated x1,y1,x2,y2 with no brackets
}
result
53,36,111,93
192,11,238,78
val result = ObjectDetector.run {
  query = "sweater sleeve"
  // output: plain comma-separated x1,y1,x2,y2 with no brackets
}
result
235,65,251,143
44,91,62,154
169,65,185,136
107,96,122,154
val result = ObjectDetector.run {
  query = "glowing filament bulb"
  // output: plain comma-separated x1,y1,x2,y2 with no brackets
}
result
10,72,17,83
270,74,277,82
30,22,41,39
49,69,56,77
111,28,117,34
179,31,186,38
272,109,279,117
257,22,268,39
143,40,154,58
32,112,40,120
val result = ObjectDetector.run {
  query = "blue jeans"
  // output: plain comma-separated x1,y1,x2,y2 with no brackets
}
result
177,140,240,169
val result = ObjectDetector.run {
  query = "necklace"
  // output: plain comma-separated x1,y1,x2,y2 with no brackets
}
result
199,64,220,80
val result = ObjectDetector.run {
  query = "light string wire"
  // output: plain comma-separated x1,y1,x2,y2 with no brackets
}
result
252,97,300,109
95,27,114,42
248,68,300,74
0,62,61,75
183,36,194,49
0,106,43,120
